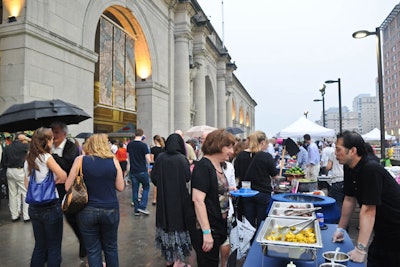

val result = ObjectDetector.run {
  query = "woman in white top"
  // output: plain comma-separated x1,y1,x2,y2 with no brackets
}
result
24,127,67,267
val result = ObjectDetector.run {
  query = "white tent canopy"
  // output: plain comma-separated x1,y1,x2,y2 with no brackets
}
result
361,128,395,141
277,116,335,139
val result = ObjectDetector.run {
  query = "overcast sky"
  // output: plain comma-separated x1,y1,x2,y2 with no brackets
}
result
197,0,399,137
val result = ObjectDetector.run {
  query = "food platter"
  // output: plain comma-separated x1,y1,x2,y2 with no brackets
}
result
256,216,322,260
268,201,316,219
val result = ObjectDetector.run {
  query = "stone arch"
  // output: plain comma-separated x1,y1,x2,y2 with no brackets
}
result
239,105,244,124
87,3,155,133
81,1,156,80
205,76,215,126
231,96,237,121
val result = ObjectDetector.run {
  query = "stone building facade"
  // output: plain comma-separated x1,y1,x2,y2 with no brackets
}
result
0,0,256,140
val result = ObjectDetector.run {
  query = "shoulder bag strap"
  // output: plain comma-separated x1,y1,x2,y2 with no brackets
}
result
75,156,84,184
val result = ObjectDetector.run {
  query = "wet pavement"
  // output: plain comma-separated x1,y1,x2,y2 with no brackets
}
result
0,183,172,267
0,184,361,267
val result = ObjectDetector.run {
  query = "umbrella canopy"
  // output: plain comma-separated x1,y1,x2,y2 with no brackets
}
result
277,116,335,139
185,125,217,138
0,99,91,132
108,122,136,138
362,128,396,141
226,126,244,135
75,132,93,139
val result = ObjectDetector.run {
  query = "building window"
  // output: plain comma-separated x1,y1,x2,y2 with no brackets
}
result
97,17,136,111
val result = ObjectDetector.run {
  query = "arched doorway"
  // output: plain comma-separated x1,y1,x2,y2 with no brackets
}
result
93,6,151,134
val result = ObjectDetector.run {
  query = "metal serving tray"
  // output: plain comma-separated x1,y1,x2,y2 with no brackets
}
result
256,217,322,260
268,201,316,219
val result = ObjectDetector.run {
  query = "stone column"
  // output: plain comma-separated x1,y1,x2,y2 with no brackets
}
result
174,3,195,131
192,25,209,126
225,62,236,127
217,56,228,128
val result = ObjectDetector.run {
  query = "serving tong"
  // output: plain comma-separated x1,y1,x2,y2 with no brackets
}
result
278,217,317,234
282,207,321,216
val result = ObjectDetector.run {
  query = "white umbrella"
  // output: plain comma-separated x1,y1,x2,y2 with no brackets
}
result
185,125,217,138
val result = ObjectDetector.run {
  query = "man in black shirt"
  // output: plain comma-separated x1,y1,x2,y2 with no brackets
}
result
50,122,84,258
332,131,400,266
2,134,30,222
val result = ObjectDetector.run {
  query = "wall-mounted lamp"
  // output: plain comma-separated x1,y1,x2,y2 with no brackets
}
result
8,16,17,23
141,78,146,82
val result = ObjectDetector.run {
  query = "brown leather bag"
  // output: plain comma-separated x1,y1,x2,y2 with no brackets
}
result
62,158,88,214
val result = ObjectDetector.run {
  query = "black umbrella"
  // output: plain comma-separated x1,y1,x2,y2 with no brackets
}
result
0,99,91,132
226,126,244,135
75,132,93,139
283,138,300,156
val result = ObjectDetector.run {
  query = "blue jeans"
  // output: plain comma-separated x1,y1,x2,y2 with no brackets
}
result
77,206,120,267
130,172,150,212
328,181,344,217
28,201,63,267
242,192,271,230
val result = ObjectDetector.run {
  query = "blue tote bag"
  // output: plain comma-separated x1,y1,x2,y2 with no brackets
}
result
25,169,57,204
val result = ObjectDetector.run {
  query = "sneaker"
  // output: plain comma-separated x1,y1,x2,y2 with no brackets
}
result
11,216,21,222
134,211,140,216
138,208,150,215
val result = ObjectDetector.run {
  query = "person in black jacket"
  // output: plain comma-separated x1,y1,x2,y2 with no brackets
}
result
50,122,85,258
151,133,193,267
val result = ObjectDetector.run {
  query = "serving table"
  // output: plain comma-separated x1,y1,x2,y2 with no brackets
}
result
243,222,365,267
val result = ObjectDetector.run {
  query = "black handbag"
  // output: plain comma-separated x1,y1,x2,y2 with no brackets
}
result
25,169,57,204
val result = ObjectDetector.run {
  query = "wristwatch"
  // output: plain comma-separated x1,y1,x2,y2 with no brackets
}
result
357,243,367,251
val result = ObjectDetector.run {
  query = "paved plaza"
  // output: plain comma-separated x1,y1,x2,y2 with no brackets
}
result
0,183,361,267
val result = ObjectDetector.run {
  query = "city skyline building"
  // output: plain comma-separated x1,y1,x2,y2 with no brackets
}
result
381,4,400,139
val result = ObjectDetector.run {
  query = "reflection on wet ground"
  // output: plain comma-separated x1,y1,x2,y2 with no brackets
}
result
0,184,173,267
0,184,360,267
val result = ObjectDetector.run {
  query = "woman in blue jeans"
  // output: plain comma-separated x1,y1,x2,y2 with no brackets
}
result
242,131,278,230
66,134,124,267
24,127,67,267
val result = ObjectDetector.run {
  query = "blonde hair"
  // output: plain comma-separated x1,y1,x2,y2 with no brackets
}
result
83,134,115,159
247,130,268,153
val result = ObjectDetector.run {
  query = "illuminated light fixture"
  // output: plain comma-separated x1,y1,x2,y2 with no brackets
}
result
137,64,151,81
353,27,385,160
8,16,17,23
4,0,25,21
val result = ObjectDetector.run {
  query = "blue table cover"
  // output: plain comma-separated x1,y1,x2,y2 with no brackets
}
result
243,222,365,267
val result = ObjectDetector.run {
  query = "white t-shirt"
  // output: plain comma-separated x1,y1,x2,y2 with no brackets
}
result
223,161,237,188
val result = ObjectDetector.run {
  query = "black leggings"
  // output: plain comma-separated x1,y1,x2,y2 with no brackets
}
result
189,229,224,267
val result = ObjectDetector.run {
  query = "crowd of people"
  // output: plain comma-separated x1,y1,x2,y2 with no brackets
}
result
1,126,400,267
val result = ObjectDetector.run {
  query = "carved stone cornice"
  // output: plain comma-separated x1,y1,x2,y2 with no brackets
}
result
175,1,196,17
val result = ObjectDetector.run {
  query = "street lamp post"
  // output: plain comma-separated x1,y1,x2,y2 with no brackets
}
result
325,79,342,133
353,27,385,159
313,99,325,127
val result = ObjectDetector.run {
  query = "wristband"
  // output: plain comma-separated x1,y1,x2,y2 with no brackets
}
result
202,229,211,235
336,227,345,234
355,246,367,255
